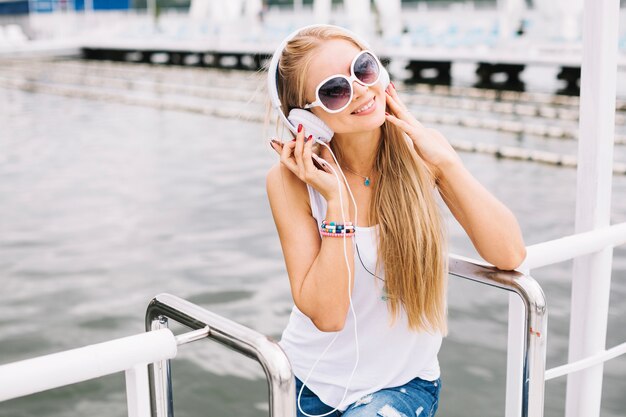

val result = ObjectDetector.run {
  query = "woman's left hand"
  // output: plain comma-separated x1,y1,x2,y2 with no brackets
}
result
384,83,462,182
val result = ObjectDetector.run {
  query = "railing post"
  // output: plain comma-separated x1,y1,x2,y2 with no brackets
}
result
566,0,620,416
126,364,151,417
505,293,525,417
148,316,175,417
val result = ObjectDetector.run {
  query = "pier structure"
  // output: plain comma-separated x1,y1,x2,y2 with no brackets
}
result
3,0,625,94
78,39,626,95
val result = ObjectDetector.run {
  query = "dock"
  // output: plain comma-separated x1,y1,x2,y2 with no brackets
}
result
77,39,626,95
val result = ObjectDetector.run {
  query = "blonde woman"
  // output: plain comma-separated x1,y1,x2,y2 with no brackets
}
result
266,25,526,417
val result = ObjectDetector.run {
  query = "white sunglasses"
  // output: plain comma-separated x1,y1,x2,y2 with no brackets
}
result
303,50,383,114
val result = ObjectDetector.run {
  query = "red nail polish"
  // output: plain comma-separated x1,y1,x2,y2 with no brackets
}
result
291,139,296,142
307,135,312,142
391,81,395,89
385,112,390,116
297,124,303,133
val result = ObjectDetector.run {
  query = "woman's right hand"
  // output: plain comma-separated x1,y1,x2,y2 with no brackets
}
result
269,124,349,206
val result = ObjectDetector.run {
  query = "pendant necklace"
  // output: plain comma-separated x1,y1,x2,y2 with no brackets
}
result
343,165,374,186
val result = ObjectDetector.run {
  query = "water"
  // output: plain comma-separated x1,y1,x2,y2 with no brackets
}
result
0,62,625,417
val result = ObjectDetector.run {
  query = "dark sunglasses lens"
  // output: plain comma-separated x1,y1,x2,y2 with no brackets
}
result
318,77,351,111
354,52,380,84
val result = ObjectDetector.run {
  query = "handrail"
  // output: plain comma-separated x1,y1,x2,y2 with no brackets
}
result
519,222,626,270
515,222,626,393
448,254,548,417
0,329,178,403
145,293,295,417
545,341,626,381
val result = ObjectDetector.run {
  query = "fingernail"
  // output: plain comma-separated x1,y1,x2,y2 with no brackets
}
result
391,81,395,89
306,135,312,142
291,138,296,142
297,124,303,133
385,112,390,116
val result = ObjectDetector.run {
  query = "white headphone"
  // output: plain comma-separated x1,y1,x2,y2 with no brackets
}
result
267,23,390,143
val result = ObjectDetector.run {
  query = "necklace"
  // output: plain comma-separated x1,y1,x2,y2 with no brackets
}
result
342,165,374,186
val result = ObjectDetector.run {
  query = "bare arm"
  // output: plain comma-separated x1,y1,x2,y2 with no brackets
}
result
435,159,527,270
266,163,354,332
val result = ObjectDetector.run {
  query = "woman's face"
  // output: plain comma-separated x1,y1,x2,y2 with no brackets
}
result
305,39,387,135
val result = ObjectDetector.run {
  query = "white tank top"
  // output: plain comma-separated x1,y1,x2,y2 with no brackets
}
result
278,183,443,412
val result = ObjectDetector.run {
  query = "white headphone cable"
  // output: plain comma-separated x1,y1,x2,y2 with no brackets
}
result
296,140,362,417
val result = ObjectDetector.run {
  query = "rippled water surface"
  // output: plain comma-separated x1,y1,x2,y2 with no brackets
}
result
0,61,625,417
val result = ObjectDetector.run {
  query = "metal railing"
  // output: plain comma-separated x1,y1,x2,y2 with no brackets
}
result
517,221,626,417
448,255,548,417
145,293,296,417
0,255,547,417
5,228,625,417
144,254,548,417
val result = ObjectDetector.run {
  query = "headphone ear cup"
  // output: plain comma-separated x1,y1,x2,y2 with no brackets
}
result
380,66,390,91
288,108,334,143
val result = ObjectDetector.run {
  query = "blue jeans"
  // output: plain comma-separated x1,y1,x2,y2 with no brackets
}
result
294,375,441,417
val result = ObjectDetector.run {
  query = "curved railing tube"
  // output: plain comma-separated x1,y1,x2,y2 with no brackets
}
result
448,254,548,417
145,293,296,417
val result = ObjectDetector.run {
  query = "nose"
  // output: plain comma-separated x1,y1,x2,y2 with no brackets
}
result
352,80,369,101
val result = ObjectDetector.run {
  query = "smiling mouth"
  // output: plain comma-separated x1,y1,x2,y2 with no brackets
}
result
351,96,376,114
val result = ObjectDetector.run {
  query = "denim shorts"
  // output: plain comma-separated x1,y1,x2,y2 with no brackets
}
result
294,374,441,417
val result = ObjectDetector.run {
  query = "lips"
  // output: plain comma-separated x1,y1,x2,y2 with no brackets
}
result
351,96,376,115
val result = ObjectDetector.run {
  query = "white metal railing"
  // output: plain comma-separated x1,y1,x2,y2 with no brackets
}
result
0,327,212,417
0,329,177,406
518,222,626,271
545,342,626,381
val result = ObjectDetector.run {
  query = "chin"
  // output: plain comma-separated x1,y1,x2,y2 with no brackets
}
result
356,111,386,131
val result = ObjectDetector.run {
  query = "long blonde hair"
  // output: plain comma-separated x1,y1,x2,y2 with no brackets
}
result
266,26,449,336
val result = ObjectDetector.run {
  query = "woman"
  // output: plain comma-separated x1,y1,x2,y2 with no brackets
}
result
266,25,526,417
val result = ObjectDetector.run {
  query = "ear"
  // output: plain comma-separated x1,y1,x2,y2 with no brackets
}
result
288,109,334,143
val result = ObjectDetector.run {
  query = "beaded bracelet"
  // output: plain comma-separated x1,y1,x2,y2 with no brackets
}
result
320,230,355,237
321,220,355,233
320,220,355,237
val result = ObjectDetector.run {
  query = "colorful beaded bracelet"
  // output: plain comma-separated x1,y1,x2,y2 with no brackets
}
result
322,223,354,230
320,230,355,237
321,227,355,234
321,220,355,233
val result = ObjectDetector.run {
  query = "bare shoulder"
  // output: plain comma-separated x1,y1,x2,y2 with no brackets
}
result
266,162,311,213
